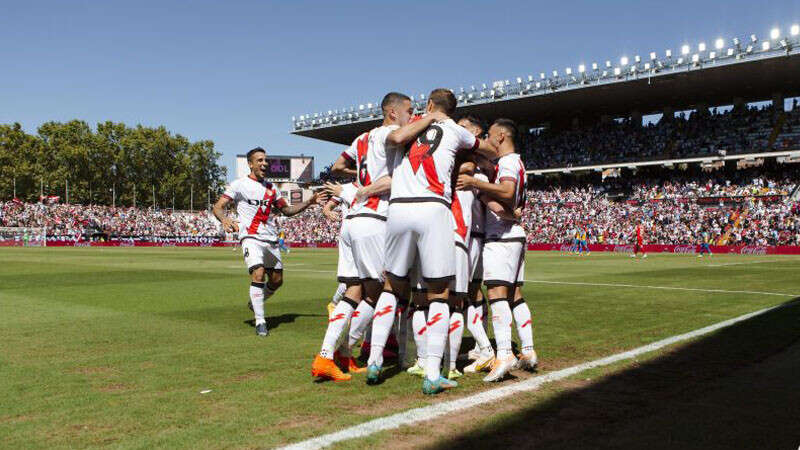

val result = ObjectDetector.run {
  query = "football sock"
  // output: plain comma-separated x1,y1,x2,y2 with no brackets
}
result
250,282,266,325
466,302,492,352
512,298,534,354
348,301,374,349
320,297,358,359
331,283,346,305
367,291,397,367
425,301,450,382
448,308,464,371
412,306,428,361
490,298,513,358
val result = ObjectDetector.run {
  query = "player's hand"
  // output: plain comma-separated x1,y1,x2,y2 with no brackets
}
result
323,181,343,197
456,174,475,190
426,111,448,123
308,190,321,205
513,208,523,220
221,218,238,233
355,186,368,201
322,209,340,221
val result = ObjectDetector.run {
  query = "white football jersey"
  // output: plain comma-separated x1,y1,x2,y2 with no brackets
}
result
485,153,527,240
223,175,287,242
332,182,358,218
390,118,478,206
341,125,401,219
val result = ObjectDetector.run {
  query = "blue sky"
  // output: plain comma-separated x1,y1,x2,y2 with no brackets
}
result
2,1,798,180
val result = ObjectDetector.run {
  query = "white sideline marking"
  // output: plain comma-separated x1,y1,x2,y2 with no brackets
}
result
280,304,785,450
707,260,779,267
523,279,797,298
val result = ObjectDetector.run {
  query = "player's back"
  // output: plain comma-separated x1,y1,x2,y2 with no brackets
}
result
345,126,402,219
390,119,478,206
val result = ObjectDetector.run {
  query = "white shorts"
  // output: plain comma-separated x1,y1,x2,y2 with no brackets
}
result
336,220,359,284
384,202,455,284
450,236,470,297
340,216,386,282
468,234,484,283
483,238,525,287
241,237,282,273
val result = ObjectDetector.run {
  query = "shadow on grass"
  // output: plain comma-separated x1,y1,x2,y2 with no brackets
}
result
244,313,326,331
433,298,800,450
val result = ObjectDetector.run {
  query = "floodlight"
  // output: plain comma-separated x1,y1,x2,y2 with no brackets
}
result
698,43,706,52
691,54,699,63
733,37,740,46
620,56,628,65
516,77,522,83
746,45,753,53
359,104,364,110
762,41,770,51
677,57,684,64
792,24,799,36
578,64,585,73
528,75,534,81
681,44,690,55
709,51,716,59
605,60,612,68
634,55,641,63
565,67,572,75
715,38,724,49
780,39,788,48
644,62,651,70
665,49,672,57
367,103,373,108
613,67,621,75
727,48,734,56
592,62,598,70
552,70,558,77
770,28,780,40
540,73,546,79
630,66,636,73
650,52,657,60
750,34,758,43
535,82,541,89
602,70,608,77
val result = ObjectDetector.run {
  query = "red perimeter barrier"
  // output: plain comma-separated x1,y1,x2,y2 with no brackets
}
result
527,243,800,255
38,239,338,248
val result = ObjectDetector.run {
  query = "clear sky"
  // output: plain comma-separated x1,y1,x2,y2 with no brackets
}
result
2,1,798,180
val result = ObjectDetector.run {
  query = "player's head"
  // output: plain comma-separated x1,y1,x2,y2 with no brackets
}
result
247,147,268,179
381,92,413,126
487,118,517,151
425,88,457,117
457,115,485,138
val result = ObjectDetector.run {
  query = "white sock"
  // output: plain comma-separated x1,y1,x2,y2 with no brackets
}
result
348,301,374,349
320,297,357,359
466,302,492,352
331,283,346,305
412,307,428,361
490,299,513,358
250,282,265,325
448,309,464,371
425,301,450,382
512,299,534,354
367,291,397,367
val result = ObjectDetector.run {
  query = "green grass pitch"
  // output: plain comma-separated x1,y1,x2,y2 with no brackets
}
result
1,248,799,448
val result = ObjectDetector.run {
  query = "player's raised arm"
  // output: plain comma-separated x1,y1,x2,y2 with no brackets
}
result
355,174,391,201
331,153,357,178
279,190,321,217
386,111,448,146
458,176,515,203
212,195,238,233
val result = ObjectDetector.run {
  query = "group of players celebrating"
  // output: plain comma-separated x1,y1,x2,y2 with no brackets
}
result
214,89,538,395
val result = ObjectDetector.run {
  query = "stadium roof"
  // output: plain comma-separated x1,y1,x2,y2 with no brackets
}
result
291,30,800,145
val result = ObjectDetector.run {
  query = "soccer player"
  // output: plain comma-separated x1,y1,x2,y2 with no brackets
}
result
213,147,320,337
373,89,494,394
311,92,415,381
277,231,290,253
698,230,713,258
320,181,359,314
457,118,537,382
631,221,647,259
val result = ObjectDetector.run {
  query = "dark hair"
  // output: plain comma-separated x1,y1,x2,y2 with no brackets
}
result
381,92,412,112
458,115,486,133
428,88,457,115
492,118,517,139
246,147,266,162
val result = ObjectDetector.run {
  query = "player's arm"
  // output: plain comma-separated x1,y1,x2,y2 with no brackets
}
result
459,176,515,205
480,194,517,221
386,111,448,146
279,191,320,217
331,153,357,178
355,175,391,201
212,195,238,233
321,198,341,221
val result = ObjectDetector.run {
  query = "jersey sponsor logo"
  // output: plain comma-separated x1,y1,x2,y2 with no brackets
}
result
245,199,275,207
247,189,276,235
374,305,394,318
329,313,346,323
408,125,445,195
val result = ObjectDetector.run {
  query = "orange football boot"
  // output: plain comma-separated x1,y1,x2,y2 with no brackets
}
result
335,351,366,374
311,354,352,382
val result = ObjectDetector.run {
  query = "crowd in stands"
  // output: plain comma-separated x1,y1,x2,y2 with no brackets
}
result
522,101,800,170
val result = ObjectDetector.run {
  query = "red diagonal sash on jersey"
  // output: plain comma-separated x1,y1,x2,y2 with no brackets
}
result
247,187,275,235
451,194,468,240
408,125,445,196
356,132,380,211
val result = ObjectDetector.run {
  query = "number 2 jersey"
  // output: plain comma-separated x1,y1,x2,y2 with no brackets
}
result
222,175,288,242
484,152,527,241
